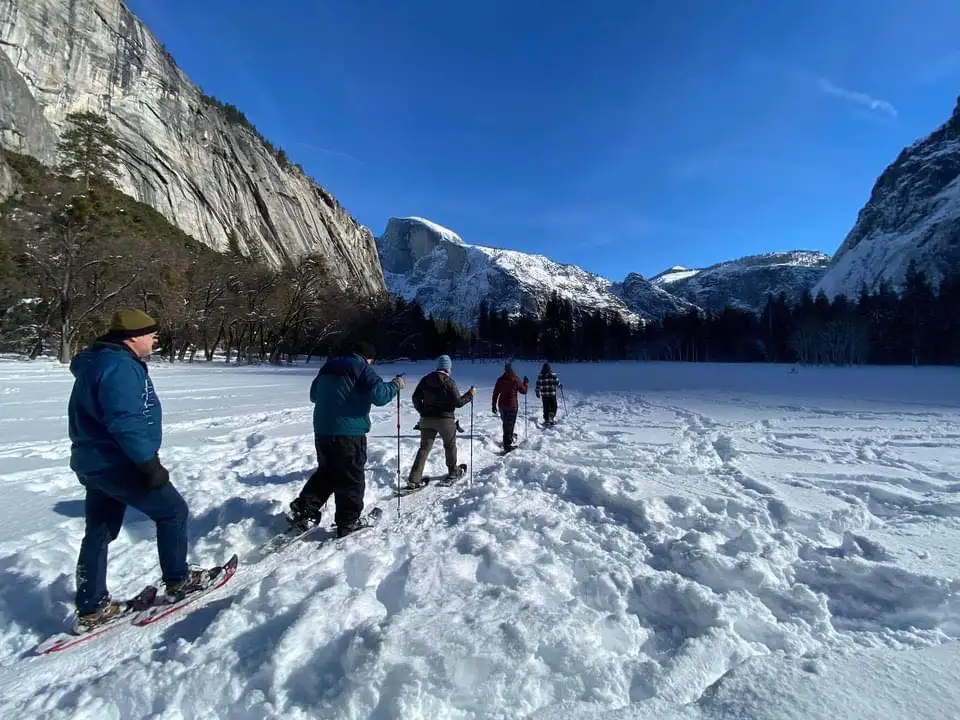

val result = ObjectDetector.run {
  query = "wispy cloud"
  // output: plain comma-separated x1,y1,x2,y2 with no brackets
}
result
817,78,897,118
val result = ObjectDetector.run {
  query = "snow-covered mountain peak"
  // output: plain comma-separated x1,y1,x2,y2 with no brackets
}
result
377,216,689,327
399,216,465,246
651,266,702,285
650,250,830,314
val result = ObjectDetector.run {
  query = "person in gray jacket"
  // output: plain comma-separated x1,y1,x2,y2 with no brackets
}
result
407,355,476,487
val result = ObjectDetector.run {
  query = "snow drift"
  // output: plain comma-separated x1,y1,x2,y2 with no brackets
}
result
1,358,960,718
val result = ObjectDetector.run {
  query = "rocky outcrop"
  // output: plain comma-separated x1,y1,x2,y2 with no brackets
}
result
651,251,830,313
815,96,960,298
0,0,384,293
610,272,699,320
0,153,16,201
378,216,645,328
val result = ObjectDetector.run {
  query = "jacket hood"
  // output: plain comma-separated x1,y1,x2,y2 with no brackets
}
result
69,340,136,377
423,370,449,388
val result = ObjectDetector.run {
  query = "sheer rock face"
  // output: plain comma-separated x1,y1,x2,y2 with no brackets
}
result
610,272,699,320
0,154,16,201
0,0,385,293
816,96,960,298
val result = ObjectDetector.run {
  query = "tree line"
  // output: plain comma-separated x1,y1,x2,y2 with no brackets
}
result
471,270,960,367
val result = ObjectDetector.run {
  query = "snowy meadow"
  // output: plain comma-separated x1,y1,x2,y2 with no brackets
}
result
1,358,960,719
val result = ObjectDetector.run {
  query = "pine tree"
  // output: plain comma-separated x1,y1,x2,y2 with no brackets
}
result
868,280,900,364
901,260,937,365
938,270,960,364
57,111,123,190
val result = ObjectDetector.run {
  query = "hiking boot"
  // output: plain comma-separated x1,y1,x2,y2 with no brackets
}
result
337,518,369,538
163,568,216,601
288,496,322,530
76,600,123,631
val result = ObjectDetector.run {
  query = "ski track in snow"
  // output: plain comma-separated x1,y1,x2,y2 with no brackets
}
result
1,359,960,718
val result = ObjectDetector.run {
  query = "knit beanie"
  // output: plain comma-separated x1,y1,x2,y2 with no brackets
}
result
352,341,376,359
437,354,452,372
108,309,158,339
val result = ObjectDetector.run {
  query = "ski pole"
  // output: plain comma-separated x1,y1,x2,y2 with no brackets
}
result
396,381,401,518
470,395,474,488
561,384,567,416
524,386,528,440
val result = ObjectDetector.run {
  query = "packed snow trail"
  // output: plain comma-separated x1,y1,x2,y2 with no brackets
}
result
1,359,960,718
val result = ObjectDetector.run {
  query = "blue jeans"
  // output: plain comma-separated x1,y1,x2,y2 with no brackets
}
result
74,472,189,614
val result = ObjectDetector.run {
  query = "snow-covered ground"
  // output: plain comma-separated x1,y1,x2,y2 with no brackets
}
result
2,358,960,719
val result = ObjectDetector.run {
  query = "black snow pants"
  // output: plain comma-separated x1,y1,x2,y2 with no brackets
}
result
501,408,518,448
541,396,558,422
297,435,366,528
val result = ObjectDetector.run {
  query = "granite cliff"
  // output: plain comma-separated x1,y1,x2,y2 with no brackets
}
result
0,0,384,292
816,96,960,298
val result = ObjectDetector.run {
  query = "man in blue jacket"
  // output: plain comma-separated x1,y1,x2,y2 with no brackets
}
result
289,341,404,536
68,309,216,630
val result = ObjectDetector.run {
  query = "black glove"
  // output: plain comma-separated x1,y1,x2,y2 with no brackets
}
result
523,376,528,383
136,455,170,490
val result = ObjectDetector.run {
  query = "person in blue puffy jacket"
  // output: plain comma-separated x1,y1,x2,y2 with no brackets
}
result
288,340,404,536
68,309,217,630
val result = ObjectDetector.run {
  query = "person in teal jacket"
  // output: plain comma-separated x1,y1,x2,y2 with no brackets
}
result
289,341,404,536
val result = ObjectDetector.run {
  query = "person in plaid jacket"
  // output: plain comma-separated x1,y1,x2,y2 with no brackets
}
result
535,362,561,425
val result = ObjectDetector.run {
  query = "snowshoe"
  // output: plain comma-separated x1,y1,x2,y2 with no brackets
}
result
132,555,239,627
34,585,159,654
75,602,124,632
436,463,468,486
162,566,223,604
73,586,157,633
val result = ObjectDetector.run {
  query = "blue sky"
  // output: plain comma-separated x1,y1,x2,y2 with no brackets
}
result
127,0,960,280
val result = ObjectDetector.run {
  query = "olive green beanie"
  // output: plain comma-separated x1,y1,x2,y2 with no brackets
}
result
108,308,159,338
